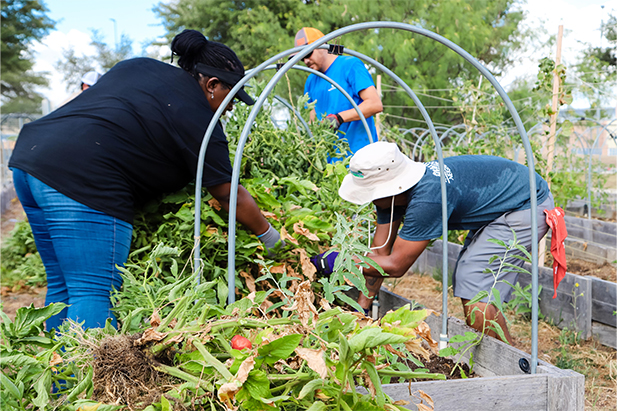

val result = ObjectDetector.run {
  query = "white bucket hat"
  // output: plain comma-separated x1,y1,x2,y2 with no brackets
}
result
81,71,102,86
338,142,426,205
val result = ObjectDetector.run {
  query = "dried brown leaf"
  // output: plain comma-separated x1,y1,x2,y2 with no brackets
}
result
293,221,320,242
239,271,256,293
417,321,439,355
218,381,241,410
412,389,435,411
261,210,278,220
404,337,431,361
384,344,407,359
295,347,328,378
292,248,316,281
281,226,299,245
208,198,222,210
282,280,318,328
270,265,286,274
50,351,62,367
149,310,161,328
236,356,255,384
134,328,168,345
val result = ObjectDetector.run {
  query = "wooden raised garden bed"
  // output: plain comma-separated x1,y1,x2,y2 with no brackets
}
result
367,287,585,411
412,239,617,349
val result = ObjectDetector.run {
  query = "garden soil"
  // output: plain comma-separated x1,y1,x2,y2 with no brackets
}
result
2,199,615,408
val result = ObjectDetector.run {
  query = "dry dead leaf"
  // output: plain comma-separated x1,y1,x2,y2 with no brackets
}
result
149,310,161,328
404,337,431,361
319,298,332,311
290,204,302,210
218,381,241,410
261,210,278,220
50,351,62,367
384,344,407,359
412,389,435,411
417,321,438,355
292,248,316,281
282,280,318,328
392,400,410,406
134,328,168,345
239,271,256,293
270,265,286,274
295,347,328,378
362,369,376,397
168,333,184,345
236,356,255,383
208,198,222,210
169,318,177,329
293,221,320,242
281,226,299,245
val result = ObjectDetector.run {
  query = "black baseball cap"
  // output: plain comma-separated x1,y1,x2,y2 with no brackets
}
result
195,63,255,105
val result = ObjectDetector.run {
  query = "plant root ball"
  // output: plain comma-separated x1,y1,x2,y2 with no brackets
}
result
91,334,172,410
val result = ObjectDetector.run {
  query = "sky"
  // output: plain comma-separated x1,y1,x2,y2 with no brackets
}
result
31,0,617,110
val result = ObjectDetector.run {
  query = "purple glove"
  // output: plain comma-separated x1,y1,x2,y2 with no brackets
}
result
310,251,339,276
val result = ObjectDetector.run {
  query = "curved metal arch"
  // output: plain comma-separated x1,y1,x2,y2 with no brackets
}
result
191,51,372,282
194,21,539,371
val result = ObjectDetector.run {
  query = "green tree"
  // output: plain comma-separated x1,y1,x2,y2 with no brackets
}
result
1,0,55,113
154,0,528,126
56,29,134,92
572,13,616,118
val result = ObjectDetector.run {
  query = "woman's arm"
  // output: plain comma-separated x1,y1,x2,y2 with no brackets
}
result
207,182,269,235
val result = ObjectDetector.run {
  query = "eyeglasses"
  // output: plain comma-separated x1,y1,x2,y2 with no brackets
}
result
288,50,314,62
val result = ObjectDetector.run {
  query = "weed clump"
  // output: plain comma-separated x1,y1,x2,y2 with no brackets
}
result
91,334,171,410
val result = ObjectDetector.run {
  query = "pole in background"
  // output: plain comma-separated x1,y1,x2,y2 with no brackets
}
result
110,18,118,51
539,24,563,266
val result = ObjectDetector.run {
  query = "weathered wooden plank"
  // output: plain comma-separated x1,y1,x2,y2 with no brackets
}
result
371,295,585,410
424,314,558,377
592,322,617,349
517,267,593,339
382,375,548,411
591,277,617,327
547,368,586,411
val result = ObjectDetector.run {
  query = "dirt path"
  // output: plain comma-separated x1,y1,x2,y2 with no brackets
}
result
1,197,46,320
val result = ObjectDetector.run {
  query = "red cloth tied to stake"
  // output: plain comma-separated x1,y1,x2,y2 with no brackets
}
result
544,207,568,299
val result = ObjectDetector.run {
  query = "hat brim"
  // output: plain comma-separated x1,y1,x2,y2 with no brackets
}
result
338,158,426,205
235,88,255,106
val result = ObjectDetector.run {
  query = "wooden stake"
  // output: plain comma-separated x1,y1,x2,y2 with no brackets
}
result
545,24,564,186
375,74,382,139
539,24,563,266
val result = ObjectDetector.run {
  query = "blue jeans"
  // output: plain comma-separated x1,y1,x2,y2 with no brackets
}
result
11,168,132,331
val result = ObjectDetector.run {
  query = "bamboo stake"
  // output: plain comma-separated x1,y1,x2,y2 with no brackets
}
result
539,25,564,266
545,24,564,185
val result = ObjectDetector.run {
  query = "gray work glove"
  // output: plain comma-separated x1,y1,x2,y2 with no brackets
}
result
258,223,285,257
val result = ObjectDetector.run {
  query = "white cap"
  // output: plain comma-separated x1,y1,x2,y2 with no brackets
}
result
81,71,102,86
338,142,426,205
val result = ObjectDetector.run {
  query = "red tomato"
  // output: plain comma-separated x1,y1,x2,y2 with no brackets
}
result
230,335,252,350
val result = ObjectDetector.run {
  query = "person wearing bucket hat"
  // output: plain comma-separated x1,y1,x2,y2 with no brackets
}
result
312,142,555,344
8,29,283,332
293,27,383,158
80,71,102,90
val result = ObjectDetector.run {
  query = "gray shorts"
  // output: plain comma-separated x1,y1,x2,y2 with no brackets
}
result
453,193,554,304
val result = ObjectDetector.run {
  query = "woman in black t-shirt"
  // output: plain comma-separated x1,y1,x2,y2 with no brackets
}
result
9,30,282,331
